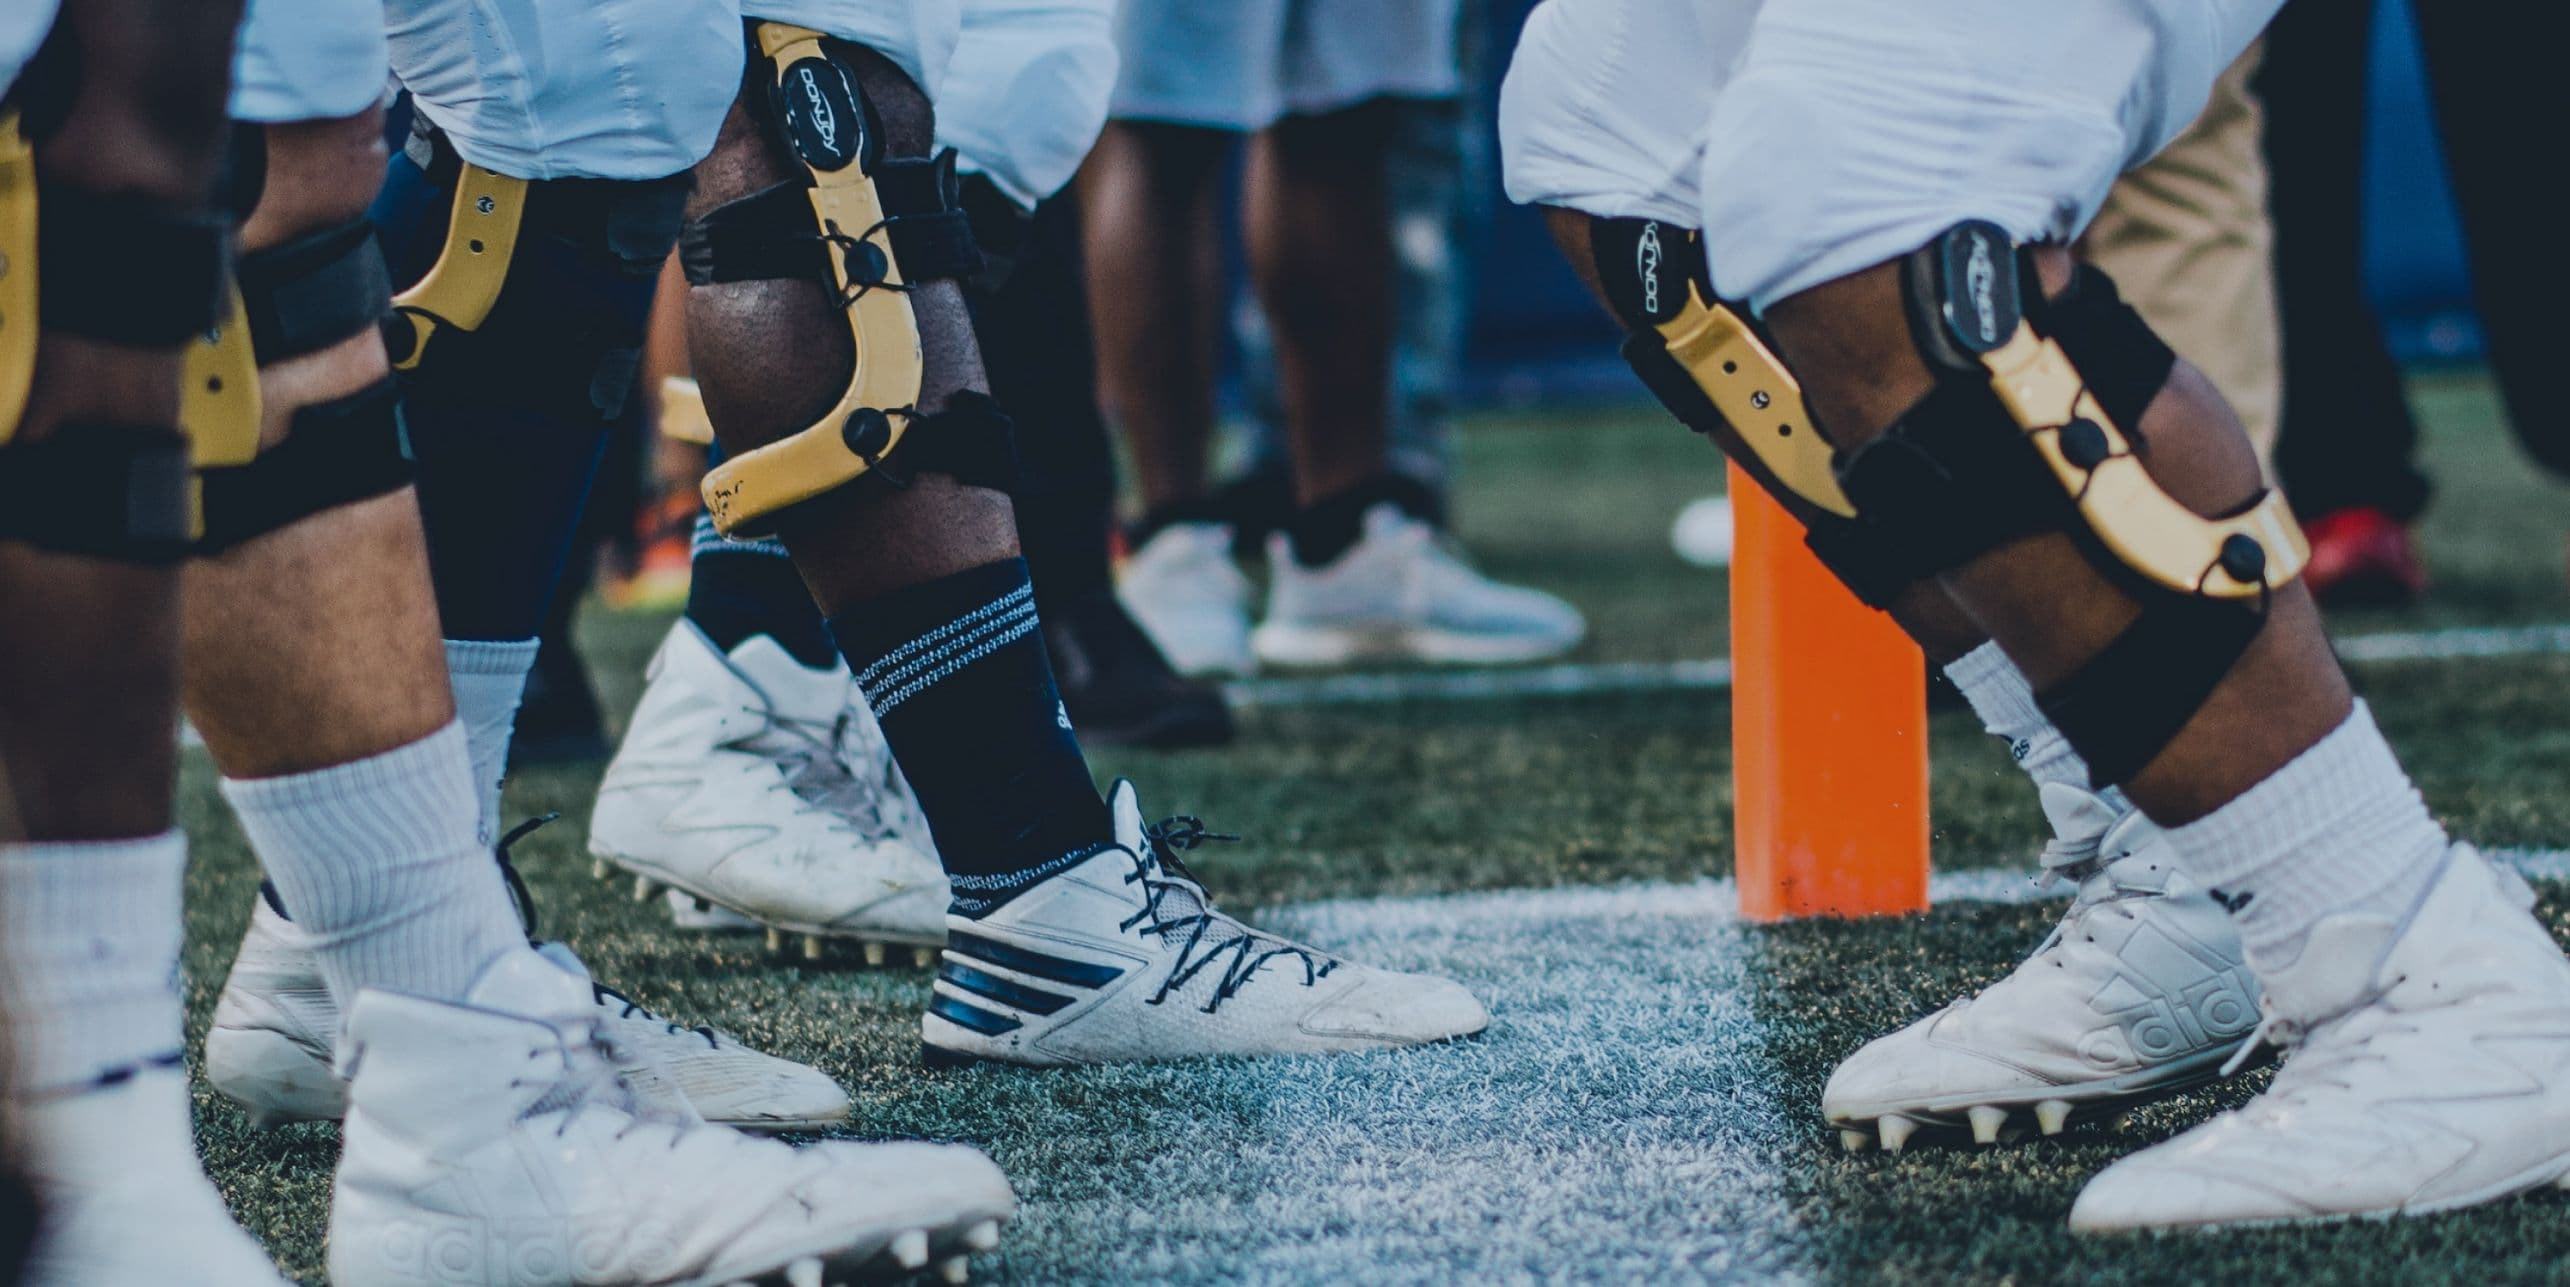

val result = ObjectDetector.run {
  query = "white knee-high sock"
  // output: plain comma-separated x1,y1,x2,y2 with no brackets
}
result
444,637,538,846
2161,700,2446,972
0,832,188,1092
221,721,523,1006
1943,642,2094,793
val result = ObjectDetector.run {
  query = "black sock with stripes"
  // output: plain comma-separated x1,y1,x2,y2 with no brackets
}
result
829,558,1113,916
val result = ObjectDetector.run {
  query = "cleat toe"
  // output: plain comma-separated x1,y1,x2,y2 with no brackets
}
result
890,1229,928,1269
2035,1099,2072,1137
1877,1114,1915,1154
1968,1105,2008,1145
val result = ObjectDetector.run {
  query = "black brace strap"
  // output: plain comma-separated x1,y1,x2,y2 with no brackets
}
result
36,187,229,346
851,389,1017,495
195,380,411,553
1834,377,2075,576
236,218,392,364
0,423,195,562
2037,595,2266,787
2026,264,2175,438
679,150,982,290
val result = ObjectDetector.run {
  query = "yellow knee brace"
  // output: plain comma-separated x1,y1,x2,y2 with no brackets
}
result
1,113,35,443
684,23,1003,537
692,23,927,536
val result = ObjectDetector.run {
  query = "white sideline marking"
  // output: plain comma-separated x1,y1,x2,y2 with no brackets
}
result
1223,621,2570,710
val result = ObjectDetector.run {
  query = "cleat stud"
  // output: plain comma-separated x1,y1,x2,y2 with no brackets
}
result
890,1229,929,1270
1968,1105,2008,1146
2035,1099,2072,1137
1876,1114,1915,1154
591,857,611,880
632,874,660,902
802,933,826,961
964,1220,1001,1251
692,897,712,913
938,1255,970,1284
912,946,937,969
863,941,888,967
1839,1129,1869,1154
785,1256,824,1287
764,927,786,953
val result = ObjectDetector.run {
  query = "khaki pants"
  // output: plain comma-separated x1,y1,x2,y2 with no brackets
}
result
2081,45,2280,467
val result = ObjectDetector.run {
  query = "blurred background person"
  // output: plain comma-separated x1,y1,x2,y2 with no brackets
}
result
2262,0,2554,606
1089,0,1585,677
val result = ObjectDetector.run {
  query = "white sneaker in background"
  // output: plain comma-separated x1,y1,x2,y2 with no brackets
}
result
921,779,1489,1067
204,890,851,1132
328,949,1013,1286
1669,494,1735,568
17,1063,292,1285
1117,521,1255,678
1252,505,1586,668
590,622,947,959
2071,845,2570,1231
1826,783,2258,1152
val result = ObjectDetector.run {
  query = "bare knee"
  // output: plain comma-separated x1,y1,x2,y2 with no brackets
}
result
32,0,243,199
240,109,387,253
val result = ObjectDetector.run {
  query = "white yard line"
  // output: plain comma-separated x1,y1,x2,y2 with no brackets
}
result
1224,621,2570,710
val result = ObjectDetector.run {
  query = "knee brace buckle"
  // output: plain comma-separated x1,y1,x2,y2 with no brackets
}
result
0,423,196,563
2,114,35,441
690,23,992,537
193,379,411,553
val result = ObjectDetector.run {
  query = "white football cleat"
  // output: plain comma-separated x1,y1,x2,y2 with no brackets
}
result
590,623,947,953
205,890,851,1132
16,1061,291,1286
1117,521,1255,678
2071,845,2570,1231
1251,505,1585,668
1826,783,2259,1151
921,779,1489,1066
328,948,1014,1286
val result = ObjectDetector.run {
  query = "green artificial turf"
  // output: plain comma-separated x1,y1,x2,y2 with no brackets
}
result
181,371,2570,1282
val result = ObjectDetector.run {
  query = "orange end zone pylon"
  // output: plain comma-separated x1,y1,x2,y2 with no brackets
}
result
1727,463,1930,921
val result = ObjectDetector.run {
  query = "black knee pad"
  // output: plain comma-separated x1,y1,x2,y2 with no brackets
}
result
0,131,225,563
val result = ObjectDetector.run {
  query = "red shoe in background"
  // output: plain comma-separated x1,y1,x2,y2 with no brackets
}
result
2302,506,2427,608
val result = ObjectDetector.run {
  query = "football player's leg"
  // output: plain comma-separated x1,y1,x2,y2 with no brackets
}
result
193,0,857,1157
682,0,1485,1065
1499,0,2254,1151
0,3,294,1282
1711,0,2570,1227
1242,0,1583,670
